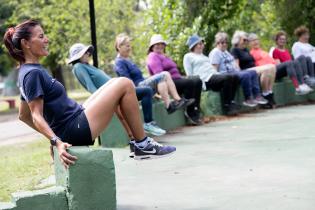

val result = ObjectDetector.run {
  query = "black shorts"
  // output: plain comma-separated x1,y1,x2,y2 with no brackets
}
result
61,111,94,146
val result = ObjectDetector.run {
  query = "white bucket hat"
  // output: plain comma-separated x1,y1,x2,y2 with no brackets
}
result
68,43,94,64
149,34,167,49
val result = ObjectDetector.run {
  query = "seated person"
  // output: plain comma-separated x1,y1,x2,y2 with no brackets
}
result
231,31,276,108
209,32,268,107
146,34,203,125
114,34,194,114
183,34,240,116
248,33,313,95
68,43,166,138
292,25,315,71
273,31,315,93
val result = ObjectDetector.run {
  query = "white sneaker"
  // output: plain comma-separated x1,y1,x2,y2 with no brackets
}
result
296,84,312,95
243,99,258,107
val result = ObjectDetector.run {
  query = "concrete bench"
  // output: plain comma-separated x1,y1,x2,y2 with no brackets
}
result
1,147,117,210
1,99,16,109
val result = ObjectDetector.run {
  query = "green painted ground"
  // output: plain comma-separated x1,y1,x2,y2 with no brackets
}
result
113,104,315,210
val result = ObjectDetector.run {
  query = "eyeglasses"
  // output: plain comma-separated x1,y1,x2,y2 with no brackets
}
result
220,41,228,44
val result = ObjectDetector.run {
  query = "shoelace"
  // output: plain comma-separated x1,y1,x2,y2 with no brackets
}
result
147,138,162,147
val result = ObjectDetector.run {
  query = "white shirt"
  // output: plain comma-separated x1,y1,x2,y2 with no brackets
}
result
292,41,315,62
183,52,218,90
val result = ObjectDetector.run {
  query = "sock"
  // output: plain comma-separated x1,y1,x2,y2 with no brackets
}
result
129,139,135,144
135,136,148,148
262,92,269,96
290,77,299,88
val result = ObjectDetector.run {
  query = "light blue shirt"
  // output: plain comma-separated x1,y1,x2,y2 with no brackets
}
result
72,63,111,93
209,47,240,73
183,52,218,90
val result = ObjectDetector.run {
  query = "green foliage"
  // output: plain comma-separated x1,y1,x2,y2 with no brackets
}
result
273,0,315,46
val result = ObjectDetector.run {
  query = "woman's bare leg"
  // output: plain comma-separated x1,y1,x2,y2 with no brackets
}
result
164,72,181,100
83,78,134,139
157,81,171,108
83,77,145,140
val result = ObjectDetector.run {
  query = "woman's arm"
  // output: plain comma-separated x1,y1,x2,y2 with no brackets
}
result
19,100,38,131
73,66,98,93
28,98,77,168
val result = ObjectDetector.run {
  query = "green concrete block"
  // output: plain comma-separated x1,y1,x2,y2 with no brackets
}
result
200,91,222,116
4,186,68,210
54,147,116,210
152,100,186,129
100,115,129,148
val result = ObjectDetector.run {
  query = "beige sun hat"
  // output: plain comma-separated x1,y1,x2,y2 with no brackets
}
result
67,43,94,64
149,34,168,49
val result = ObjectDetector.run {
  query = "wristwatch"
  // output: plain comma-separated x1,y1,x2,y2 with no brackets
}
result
50,136,61,146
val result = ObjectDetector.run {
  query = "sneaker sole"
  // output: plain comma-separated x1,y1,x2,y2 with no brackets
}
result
129,152,135,158
144,129,166,136
242,103,258,107
134,150,176,161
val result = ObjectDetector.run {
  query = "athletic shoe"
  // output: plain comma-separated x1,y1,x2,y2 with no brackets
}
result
296,84,313,95
223,103,239,116
253,96,268,104
242,99,258,107
129,140,135,158
304,76,315,87
184,111,203,125
166,98,195,114
134,137,176,160
144,121,166,136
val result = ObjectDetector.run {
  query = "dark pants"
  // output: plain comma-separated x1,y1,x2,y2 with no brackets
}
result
205,74,239,105
173,76,202,116
228,70,260,100
135,87,154,123
275,61,302,82
295,55,315,77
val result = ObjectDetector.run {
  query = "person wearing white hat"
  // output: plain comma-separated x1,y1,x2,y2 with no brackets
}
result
147,34,203,125
68,43,166,140
114,33,195,115
183,34,240,116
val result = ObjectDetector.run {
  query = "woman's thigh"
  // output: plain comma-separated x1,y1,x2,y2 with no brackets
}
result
83,78,134,139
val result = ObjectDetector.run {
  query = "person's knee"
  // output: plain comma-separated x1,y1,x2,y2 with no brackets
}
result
117,77,134,89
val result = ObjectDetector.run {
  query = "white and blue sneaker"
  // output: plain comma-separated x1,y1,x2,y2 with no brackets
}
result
144,121,166,136
134,137,176,160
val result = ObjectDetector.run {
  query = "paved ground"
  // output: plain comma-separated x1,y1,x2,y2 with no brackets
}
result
112,104,315,210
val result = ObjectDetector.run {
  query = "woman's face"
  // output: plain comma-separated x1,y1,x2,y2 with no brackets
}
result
217,39,228,51
192,41,204,54
249,38,260,49
80,51,91,64
23,25,49,58
152,43,166,54
276,35,287,47
118,40,131,57
300,32,310,43
238,36,248,49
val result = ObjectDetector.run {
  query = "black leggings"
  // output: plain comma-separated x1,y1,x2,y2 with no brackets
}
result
173,76,202,115
205,74,239,105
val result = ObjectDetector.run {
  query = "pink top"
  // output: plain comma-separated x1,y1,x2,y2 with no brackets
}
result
250,48,276,66
146,52,182,79
272,48,292,62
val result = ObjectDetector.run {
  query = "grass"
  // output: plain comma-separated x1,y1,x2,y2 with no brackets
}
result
0,139,53,202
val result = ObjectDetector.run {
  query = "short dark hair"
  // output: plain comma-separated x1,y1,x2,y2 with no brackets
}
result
274,31,287,42
294,26,309,38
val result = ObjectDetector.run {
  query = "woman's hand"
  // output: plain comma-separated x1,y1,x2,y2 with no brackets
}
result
56,140,77,169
